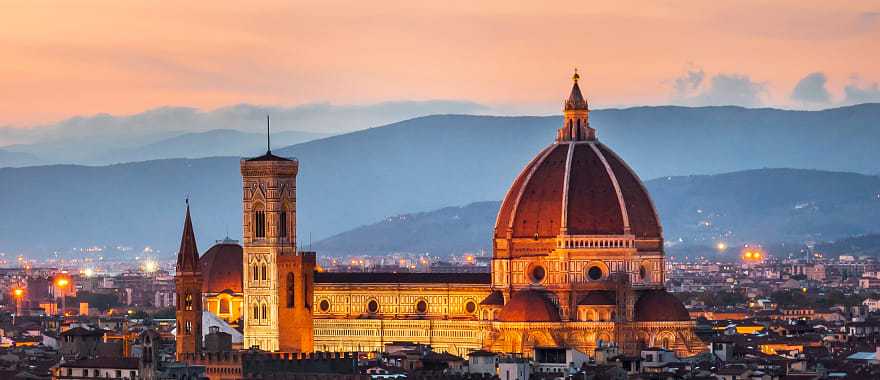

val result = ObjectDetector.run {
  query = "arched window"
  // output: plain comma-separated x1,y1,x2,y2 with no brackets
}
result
252,264,258,281
279,209,288,238
286,272,295,308
253,304,259,321
261,265,267,281
261,303,268,319
185,320,192,334
254,204,266,238
219,298,230,314
184,292,193,311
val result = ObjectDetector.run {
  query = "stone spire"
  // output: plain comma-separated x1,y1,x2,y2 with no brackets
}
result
175,201,200,274
558,69,595,142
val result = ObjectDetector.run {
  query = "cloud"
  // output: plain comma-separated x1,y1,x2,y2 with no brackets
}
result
672,67,705,98
672,69,767,107
844,77,880,105
790,72,831,104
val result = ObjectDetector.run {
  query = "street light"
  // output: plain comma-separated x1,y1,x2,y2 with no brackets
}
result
55,277,69,316
12,288,24,325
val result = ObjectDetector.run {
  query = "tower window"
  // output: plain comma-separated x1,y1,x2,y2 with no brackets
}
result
185,321,192,334
184,292,193,311
254,206,266,238
253,304,259,321
261,304,268,319
252,264,258,281
286,272,295,308
303,273,310,308
279,210,288,238
261,265,267,281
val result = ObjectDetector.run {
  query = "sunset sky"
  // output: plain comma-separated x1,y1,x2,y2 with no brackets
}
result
2,0,879,127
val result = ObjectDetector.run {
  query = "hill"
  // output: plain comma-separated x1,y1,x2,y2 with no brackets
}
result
312,169,880,256
2,105,880,255
96,129,328,163
0,101,487,166
0,149,42,167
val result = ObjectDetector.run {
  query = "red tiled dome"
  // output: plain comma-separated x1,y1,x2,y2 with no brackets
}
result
199,241,243,294
497,290,560,322
633,290,690,321
494,141,661,245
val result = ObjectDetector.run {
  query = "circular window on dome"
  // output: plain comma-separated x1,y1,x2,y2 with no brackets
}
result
587,266,604,281
529,265,546,284
319,299,330,312
367,300,379,313
416,300,428,313
465,301,477,314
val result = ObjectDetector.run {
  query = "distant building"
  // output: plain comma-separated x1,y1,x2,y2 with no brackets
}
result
52,357,139,380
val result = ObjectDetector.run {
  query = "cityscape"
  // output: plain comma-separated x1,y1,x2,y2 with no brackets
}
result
2,2,880,380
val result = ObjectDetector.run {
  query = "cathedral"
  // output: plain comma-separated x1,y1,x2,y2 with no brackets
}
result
174,72,705,360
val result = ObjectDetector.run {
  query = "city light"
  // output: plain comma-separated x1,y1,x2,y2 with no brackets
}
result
13,288,23,298
82,268,95,277
716,242,727,252
741,246,765,262
142,259,158,273
55,277,69,287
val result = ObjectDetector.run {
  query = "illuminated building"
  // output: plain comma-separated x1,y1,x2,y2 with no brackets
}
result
184,71,704,358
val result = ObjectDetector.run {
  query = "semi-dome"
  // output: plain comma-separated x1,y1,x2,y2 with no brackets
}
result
199,239,243,294
497,290,561,322
633,290,690,321
494,74,661,255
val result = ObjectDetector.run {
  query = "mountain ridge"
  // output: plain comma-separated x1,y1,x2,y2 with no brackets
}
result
2,104,880,255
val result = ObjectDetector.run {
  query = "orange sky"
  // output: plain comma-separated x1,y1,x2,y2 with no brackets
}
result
1,0,878,126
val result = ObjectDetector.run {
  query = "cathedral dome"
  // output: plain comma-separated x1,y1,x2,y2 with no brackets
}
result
199,240,243,294
494,140,661,241
493,75,660,254
633,290,690,321
497,290,561,322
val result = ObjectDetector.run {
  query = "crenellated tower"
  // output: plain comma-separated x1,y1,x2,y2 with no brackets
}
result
175,202,203,360
240,143,304,351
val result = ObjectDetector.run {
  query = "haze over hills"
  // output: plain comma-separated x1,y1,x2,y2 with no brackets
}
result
1,104,879,257
95,129,329,163
0,101,486,166
311,169,880,256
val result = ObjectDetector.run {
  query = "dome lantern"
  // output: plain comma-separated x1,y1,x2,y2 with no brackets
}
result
559,69,595,142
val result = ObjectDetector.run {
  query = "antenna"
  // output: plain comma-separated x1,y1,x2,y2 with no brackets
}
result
266,114,271,154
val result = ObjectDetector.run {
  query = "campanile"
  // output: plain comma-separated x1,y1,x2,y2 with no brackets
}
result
240,148,299,351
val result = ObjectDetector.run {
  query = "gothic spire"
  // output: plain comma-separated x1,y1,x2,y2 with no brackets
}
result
175,200,200,273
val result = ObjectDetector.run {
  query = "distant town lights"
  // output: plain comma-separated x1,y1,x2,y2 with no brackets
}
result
716,242,727,252
142,259,158,273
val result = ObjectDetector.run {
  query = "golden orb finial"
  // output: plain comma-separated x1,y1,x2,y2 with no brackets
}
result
572,68,580,83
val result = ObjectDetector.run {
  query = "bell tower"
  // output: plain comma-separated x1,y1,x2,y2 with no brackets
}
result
175,202,202,360
240,138,300,351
